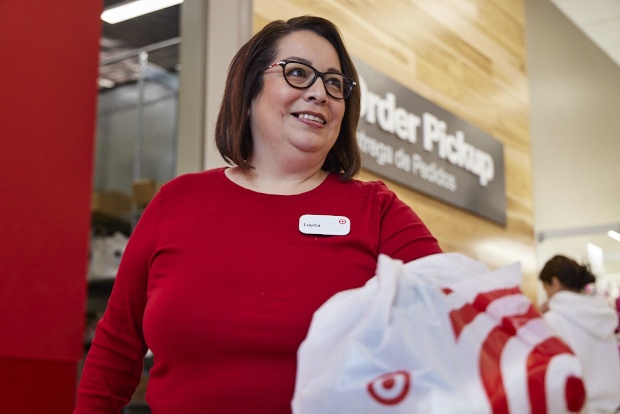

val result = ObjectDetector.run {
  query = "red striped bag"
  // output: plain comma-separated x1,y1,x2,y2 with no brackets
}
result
292,253,586,414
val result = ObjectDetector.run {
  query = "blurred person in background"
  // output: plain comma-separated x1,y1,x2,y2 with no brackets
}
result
540,254,620,413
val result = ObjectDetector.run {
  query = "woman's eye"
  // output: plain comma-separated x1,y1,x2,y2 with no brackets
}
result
287,68,307,78
326,77,343,90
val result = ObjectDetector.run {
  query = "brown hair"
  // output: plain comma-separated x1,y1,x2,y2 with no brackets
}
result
539,255,596,291
214,16,361,181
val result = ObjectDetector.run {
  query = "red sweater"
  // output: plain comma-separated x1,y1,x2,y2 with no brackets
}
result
75,168,441,413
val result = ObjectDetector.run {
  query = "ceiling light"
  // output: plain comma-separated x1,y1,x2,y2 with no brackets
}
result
608,230,620,242
101,0,183,24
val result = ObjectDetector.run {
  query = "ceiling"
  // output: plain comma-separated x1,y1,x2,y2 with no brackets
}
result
550,0,620,67
99,0,180,89
97,0,620,87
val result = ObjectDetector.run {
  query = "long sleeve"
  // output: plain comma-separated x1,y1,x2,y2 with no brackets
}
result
74,197,158,412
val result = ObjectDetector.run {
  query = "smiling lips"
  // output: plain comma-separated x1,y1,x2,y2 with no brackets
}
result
295,113,326,125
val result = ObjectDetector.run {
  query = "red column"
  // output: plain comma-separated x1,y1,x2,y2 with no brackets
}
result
0,1,101,412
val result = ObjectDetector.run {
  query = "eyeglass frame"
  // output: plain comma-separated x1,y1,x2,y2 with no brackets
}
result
263,60,357,100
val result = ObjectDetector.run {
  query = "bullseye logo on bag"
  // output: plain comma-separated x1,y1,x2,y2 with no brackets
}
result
367,370,410,405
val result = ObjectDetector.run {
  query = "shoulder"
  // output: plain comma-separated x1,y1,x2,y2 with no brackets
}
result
148,168,227,210
158,168,223,197
324,175,404,213
327,175,424,220
164,168,222,189
329,174,395,199
546,291,578,313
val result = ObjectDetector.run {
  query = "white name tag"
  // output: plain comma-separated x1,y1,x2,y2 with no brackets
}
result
299,214,350,236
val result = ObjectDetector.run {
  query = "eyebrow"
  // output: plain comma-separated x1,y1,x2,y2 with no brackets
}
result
283,56,343,74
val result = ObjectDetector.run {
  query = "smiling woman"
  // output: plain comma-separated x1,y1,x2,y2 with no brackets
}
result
215,17,363,185
241,29,348,190
74,15,442,414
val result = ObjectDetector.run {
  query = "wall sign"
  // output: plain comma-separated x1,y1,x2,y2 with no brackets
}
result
354,59,507,225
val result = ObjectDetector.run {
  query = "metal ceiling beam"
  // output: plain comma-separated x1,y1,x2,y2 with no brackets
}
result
537,223,620,242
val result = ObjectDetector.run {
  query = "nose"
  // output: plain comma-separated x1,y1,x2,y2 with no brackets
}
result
304,75,328,103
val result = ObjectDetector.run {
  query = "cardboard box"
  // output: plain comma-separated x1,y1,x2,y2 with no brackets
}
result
132,179,161,208
91,190,133,218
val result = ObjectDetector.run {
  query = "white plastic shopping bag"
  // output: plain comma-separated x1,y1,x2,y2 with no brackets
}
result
292,253,586,414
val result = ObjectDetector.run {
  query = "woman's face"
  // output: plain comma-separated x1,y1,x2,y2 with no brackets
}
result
248,30,346,169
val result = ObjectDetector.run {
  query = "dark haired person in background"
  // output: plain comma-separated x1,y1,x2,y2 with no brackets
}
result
74,16,441,413
540,255,620,413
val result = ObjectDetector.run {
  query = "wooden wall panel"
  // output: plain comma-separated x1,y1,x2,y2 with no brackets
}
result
253,0,536,300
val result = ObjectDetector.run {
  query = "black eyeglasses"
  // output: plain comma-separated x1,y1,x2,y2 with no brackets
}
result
264,60,356,100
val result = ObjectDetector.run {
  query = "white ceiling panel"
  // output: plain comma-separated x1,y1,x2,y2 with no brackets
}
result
549,0,620,66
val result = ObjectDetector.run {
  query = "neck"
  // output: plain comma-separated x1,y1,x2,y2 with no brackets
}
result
225,165,329,195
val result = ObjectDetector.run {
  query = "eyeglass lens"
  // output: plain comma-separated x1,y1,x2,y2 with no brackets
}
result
280,61,353,99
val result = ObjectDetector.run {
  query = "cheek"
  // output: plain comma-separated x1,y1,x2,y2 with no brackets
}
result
264,81,299,107
329,120,343,138
328,101,345,120
330,109,345,133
